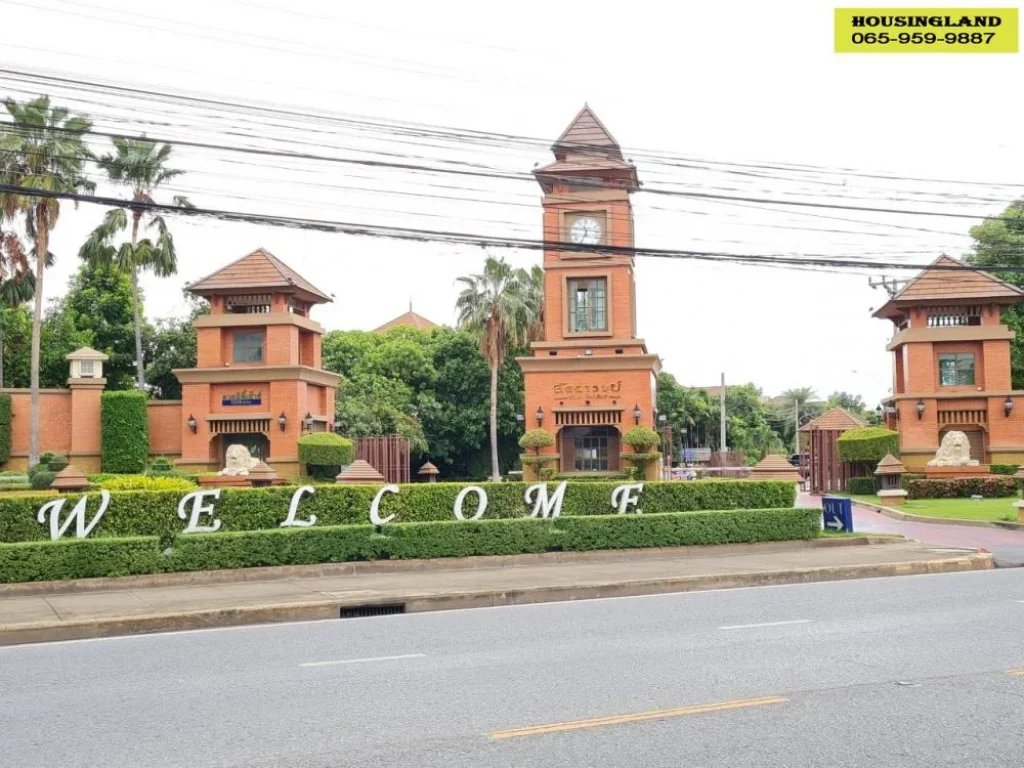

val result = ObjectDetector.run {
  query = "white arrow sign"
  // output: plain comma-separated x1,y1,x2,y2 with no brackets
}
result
825,517,844,530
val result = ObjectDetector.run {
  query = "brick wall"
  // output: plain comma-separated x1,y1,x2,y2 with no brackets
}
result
147,401,182,457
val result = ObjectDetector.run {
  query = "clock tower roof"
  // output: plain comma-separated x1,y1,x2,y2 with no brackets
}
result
535,105,639,192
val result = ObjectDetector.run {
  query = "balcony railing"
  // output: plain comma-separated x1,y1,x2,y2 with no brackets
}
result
937,408,987,427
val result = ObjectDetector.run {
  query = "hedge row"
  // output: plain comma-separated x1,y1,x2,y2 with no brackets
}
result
0,479,797,544
990,464,1020,476
906,476,1017,499
847,477,877,495
836,427,900,463
0,508,820,582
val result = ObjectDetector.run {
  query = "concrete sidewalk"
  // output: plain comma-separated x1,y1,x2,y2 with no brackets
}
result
0,539,993,646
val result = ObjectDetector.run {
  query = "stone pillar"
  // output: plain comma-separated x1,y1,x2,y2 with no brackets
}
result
68,377,106,473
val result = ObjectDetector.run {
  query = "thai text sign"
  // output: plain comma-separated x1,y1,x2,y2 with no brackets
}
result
553,380,622,400
222,389,262,406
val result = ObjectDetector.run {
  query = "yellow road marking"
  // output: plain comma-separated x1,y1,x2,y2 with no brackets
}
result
488,695,788,740
1007,669,1024,677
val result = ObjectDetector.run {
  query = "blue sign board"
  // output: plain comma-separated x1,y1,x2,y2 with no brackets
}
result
822,496,853,533
222,390,262,406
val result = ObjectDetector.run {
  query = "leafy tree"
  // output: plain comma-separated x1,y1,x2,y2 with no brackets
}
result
455,256,535,481
657,373,713,455
967,199,1024,387
80,137,191,388
64,265,143,390
0,96,94,464
0,272,34,387
706,383,785,463
38,300,92,388
827,391,867,415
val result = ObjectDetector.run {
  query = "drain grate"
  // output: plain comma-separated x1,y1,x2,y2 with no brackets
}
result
339,603,406,619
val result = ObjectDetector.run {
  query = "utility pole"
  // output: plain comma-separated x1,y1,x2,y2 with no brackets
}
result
794,399,800,455
719,372,727,453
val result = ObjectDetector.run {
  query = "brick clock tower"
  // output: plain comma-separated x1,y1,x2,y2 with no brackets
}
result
519,106,662,477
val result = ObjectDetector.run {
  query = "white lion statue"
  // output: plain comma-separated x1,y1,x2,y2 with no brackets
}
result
926,430,979,467
219,444,259,476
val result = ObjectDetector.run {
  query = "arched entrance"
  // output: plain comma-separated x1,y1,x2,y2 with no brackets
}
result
217,433,270,466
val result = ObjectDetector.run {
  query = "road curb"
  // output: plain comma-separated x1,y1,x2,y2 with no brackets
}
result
0,552,992,647
0,535,902,597
855,499,1024,530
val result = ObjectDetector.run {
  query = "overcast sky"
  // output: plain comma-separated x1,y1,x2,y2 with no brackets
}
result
2,0,1022,407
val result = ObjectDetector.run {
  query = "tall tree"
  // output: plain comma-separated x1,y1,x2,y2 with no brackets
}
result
967,200,1024,387
782,386,817,453
0,272,35,387
455,256,533,481
0,96,93,465
80,137,190,388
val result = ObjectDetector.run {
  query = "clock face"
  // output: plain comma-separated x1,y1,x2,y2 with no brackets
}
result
569,216,602,245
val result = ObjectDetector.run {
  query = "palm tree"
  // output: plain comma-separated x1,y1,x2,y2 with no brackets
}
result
782,386,817,453
0,96,93,466
456,256,534,481
522,264,545,343
80,137,190,388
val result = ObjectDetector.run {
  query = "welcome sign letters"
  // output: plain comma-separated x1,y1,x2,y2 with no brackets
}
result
34,482,648,541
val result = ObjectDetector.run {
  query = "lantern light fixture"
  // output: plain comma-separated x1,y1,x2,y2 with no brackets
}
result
277,412,287,431
916,399,926,419
303,412,314,430
1005,397,1014,417
632,404,643,425
535,406,544,426
186,414,197,433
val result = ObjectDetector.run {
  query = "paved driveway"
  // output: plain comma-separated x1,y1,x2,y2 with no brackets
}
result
799,492,1024,567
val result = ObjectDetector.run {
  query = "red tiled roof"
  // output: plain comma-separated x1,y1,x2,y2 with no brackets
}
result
187,248,331,303
874,453,906,476
874,254,1023,318
335,460,386,484
750,454,801,480
799,407,867,432
373,309,438,333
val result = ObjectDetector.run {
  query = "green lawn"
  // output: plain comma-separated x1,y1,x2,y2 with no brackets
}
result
849,494,1021,523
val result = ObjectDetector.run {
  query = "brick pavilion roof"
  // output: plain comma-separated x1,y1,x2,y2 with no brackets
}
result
750,454,801,480
798,407,867,432
874,453,906,476
373,303,439,333
335,459,386,484
187,248,331,304
873,254,1024,319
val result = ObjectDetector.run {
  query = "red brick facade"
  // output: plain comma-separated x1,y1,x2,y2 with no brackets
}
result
877,255,1024,468
519,107,661,478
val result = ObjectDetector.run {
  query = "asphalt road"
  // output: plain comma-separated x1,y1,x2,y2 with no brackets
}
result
3,569,1024,767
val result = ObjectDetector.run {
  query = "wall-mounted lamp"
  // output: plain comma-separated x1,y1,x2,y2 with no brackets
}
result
886,404,897,418
303,412,314,431
535,406,544,427
186,414,197,433
515,413,525,426
916,399,926,419
632,404,642,425
1005,397,1014,417
277,412,287,431
658,413,667,425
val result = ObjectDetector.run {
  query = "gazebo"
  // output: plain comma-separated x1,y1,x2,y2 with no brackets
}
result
800,407,867,494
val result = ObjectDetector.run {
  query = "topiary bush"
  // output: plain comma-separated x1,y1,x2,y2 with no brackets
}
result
518,429,555,454
0,393,11,466
906,476,1017,499
836,427,900,463
298,433,355,479
622,451,661,480
146,456,177,475
101,390,149,473
623,426,660,452
847,476,877,495
29,470,57,490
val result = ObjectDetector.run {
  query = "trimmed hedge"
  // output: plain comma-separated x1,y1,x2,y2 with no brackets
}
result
847,477,877,495
836,427,900,463
0,508,820,581
101,390,149,473
0,536,162,583
298,433,354,480
30,471,57,490
0,480,798,544
98,475,197,492
990,464,1020,476
906,476,1017,499
0,392,10,465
